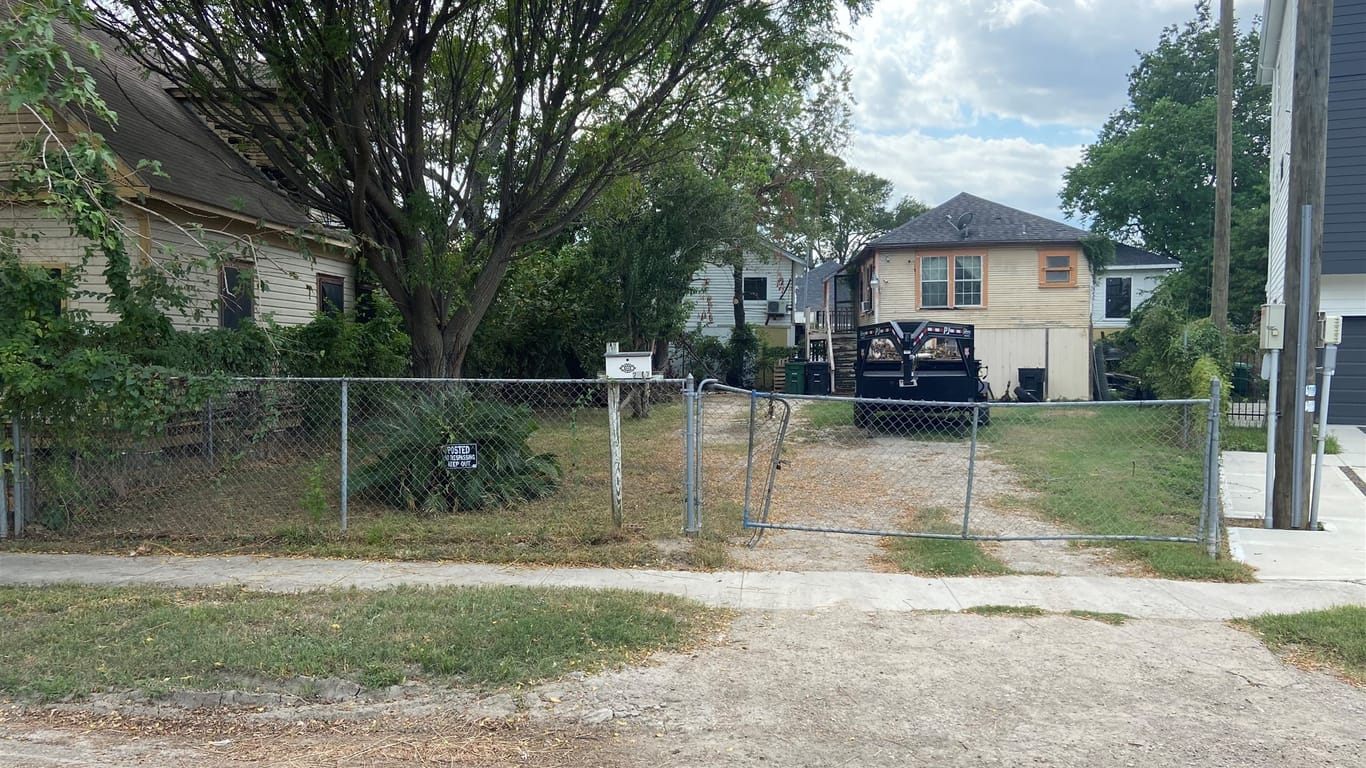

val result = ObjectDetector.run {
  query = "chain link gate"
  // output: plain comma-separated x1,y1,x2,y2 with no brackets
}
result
690,379,1223,556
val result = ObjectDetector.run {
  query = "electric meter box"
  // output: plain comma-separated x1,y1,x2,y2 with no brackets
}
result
604,351,653,380
1259,304,1286,350
1321,314,1343,346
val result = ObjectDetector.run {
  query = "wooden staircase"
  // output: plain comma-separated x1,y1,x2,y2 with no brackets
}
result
830,332,857,394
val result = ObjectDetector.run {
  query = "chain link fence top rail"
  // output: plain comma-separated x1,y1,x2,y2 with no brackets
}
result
707,387,1215,546
4,378,689,558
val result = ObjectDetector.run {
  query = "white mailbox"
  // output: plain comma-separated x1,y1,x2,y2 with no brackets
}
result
604,350,653,380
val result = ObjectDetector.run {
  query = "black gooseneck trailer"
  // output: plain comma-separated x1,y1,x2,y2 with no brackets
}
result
853,320,991,429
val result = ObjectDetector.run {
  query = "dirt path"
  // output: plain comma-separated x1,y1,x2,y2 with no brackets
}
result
7,611,1364,767
707,397,1136,576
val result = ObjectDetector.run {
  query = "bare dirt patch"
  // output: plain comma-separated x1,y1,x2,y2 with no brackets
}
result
706,398,1136,576
554,610,1366,767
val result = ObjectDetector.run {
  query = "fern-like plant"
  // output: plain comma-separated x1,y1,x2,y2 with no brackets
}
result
352,388,559,513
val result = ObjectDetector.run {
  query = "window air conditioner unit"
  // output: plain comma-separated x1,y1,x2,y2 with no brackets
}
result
767,300,786,316
860,300,872,313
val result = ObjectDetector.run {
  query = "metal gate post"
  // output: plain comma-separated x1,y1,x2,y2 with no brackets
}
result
962,403,982,538
11,419,25,537
682,375,698,536
742,390,757,526
340,379,349,532
1202,378,1222,558
1,420,9,538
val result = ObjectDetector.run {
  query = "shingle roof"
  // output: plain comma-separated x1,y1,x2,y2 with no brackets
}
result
792,261,841,310
1112,242,1180,268
863,192,1092,254
57,22,312,228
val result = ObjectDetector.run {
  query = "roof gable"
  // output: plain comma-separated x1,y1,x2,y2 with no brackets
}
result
1111,243,1180,269
864,192,1092,254
55,22,312,228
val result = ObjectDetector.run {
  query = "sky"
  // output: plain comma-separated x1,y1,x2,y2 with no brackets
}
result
840,0,1257,226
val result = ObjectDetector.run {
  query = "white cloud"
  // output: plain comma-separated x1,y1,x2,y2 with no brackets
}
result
845,131,1085,223
838,0,1240,221
844,0,1212,132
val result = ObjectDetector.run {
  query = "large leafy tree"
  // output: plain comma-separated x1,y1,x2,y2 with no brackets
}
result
1060,1,1269,325
468,157,747,378
91,0,868,376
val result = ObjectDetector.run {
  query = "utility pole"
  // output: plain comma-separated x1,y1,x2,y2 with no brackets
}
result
1272,0,1333,529
1211,0,1233,332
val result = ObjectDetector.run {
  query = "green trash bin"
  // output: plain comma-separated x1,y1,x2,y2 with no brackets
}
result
784,360,807,394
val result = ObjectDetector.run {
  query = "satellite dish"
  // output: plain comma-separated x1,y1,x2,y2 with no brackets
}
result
947,211,973,239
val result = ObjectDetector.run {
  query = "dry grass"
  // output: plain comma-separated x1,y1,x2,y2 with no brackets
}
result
3,705,628,767
9,403,733,569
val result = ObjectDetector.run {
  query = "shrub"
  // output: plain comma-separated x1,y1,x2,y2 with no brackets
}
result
1189,355,1232,406
1124,303,1232,399
352,389,560,514
281,297,410,378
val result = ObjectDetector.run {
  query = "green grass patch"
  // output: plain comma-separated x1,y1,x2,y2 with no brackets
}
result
801,400,853,430
964,604,1045,617
983,407,1256,582
0,584,724,702
1222,425,1340,454
881,507,1012,576
1067,610,1132,625
1239,606,1366,685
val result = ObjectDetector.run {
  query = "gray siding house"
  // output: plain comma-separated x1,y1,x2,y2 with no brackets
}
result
684,245,806,349
1261,0,1366,423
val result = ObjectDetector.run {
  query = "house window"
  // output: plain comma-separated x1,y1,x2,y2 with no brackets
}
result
1105,277,1132,319
954,255,983,306
742,277,767,301
220,264,254,329
1039,250,1076,287
920,256,949,308
919,253,984,309
318,274,345,315
44,267,65,317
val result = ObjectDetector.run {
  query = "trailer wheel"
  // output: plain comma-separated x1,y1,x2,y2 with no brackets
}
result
978,408,991,427
853,403,871,429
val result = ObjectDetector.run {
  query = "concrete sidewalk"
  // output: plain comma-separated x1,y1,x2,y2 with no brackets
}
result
2,552,1364,620
1222,424,1366,580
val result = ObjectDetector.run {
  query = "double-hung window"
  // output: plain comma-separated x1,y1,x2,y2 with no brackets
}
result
220,263,254,329
919,253,985,309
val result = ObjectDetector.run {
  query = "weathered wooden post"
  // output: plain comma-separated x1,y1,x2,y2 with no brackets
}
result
603,344,654,529
606,342,624,528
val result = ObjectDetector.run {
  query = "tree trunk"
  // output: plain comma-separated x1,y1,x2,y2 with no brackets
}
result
375,242,517,379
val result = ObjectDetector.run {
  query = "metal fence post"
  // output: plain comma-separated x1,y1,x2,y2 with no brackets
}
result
961,402,981,538
203,400,216,469
12,419,25,537
742,390,757,526
1204,377,1222,558
682,375,698,536
1,420,9,539
340,378,349,533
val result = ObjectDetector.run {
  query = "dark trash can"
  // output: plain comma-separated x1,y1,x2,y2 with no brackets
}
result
804,362,830,396
1017,367,1046,402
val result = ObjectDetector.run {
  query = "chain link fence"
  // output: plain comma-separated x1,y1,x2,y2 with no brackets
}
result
3,376,1223,562
699,382,1221,553
1,378,686,556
